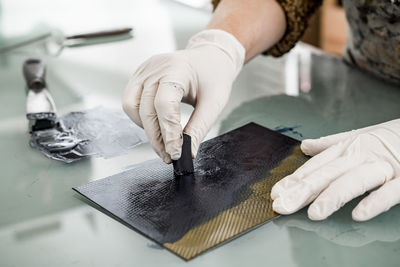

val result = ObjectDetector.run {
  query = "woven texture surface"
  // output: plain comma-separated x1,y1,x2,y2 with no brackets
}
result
74,123,308,260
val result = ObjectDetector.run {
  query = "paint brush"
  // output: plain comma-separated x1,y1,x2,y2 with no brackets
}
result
23,59,85,161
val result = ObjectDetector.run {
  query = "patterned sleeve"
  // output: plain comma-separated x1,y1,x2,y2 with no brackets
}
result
211,0,322,57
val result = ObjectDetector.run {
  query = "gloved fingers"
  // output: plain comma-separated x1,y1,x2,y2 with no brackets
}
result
271,140,350,200
184,96,226,158
139,83,172,163
352,176,400,221
272,155,362,215
122,79,144,128
154,82,185,160
308,161,394,221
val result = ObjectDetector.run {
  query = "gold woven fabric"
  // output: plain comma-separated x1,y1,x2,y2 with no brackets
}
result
164,146,308,260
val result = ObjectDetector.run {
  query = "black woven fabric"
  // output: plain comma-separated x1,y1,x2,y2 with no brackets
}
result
74,123,305,259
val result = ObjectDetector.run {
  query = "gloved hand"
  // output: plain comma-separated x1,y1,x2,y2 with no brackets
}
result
122,29,245,163
271,119,400,221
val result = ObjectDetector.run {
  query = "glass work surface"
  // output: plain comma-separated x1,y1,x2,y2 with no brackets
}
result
1,0,400,266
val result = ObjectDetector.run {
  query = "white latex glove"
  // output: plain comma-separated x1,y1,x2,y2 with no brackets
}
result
122,29,245,163
271,119,400,221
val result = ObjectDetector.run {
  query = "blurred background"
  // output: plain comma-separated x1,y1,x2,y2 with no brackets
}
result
301,0,347,56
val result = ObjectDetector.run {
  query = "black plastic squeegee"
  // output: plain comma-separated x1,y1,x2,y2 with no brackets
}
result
172,134,194,176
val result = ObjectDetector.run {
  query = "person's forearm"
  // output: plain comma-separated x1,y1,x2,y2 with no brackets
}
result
207,0,286,62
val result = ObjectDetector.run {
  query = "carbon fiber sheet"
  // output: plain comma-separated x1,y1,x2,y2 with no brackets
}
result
74,123,308,260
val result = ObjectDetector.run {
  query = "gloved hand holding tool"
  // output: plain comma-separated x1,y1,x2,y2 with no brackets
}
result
122,0,286,163
123,29,245,163
271,120,400,221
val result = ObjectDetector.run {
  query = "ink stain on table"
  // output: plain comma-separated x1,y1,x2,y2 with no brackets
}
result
74,123,308,260
147,243,164,250
274,125,303,137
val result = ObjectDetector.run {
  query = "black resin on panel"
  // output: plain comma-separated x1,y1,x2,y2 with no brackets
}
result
74,123,300,244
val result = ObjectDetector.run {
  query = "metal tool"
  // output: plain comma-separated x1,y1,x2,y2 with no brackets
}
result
3,27,133,56
24,58,57,131
23,59,85,160
46,27,133,56
22,59,147,163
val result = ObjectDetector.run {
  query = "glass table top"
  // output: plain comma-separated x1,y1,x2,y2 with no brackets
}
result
0,0,399,266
